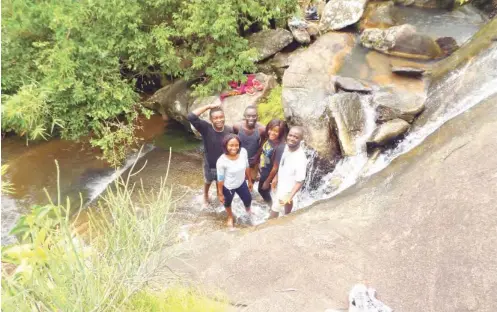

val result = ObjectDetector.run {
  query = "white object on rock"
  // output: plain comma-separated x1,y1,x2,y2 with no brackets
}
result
348,284,393,312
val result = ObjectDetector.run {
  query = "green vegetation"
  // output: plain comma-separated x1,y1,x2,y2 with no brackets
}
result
1,0,298,165
1,155,225,311
1,165,15,194
257,85,285,125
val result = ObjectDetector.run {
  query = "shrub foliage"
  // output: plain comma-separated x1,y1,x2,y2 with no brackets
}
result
1,0,297,165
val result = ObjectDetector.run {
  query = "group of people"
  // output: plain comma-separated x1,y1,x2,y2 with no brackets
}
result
187,103,308,227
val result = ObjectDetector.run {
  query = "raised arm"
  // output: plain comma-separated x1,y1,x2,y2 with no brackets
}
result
190,103,219,117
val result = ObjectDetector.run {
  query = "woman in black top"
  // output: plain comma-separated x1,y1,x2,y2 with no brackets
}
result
257,119,288,208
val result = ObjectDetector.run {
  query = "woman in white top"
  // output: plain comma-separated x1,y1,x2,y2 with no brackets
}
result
216,134,253,227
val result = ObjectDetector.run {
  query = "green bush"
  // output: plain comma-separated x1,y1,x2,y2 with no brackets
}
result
257,85,285,125
2,0,298,165
1,153,224,311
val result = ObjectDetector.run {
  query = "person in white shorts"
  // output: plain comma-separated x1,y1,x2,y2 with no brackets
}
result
270,126,307,218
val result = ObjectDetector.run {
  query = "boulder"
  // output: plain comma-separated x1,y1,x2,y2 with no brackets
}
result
282,32,355,158
334,76,373,93
248,29,294,62
190,73,277,130
359,1,396,31
288,18,311,44
360,24,444,60
391,66,425,77
368,118,410,146
319,0,368,32
436,37,459,56
269,49,305,80
142,79,193,127
327,93,367,156
373,88,425,123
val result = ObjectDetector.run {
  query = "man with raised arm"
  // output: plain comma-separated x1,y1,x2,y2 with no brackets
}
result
187,103,233,207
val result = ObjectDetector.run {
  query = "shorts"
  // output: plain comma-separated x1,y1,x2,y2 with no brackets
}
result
203,160,217,183
222,181,252,208
271,191,292,214
249,163,259,181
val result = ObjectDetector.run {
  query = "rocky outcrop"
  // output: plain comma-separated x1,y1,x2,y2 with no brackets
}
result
334,76,373,93
393,0,454,9
327,93,367,156
368,118,410,146
319,0,368,32
248,29,294,62
359,1,396,31
190,73,277,128
142,79,193,127
144,74,276,132
374,88,425,123
282,32,355,158
360,24,444,60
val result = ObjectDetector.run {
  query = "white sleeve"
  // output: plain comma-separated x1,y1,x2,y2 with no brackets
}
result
216,156,226,181
295,152,308,182
242,148,249,168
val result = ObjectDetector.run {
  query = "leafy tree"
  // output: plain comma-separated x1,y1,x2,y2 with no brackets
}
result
2,0,297,165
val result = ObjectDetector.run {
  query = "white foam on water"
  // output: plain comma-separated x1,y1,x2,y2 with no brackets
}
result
86,144,155,202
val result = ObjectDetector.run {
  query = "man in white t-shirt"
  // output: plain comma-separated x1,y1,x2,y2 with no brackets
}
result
270,126,308,218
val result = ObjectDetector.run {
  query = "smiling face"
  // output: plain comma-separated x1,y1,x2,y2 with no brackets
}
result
268,125,280,141
244,108,258,128
286,127,303,149
210,111,225,130
226,138,240,156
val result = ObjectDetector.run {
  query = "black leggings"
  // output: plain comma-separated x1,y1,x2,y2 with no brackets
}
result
222,181,252,208
258,174,273,205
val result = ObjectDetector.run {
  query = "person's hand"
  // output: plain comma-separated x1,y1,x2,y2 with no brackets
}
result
271,179,277,192
248,181,253,192
261,180,270,190
218,193,225,204
279,195,292,205
209,103,221,110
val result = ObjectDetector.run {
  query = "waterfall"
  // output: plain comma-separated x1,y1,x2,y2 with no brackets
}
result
298,44,497,210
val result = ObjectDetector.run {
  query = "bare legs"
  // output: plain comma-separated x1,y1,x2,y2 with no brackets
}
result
225,206,234,227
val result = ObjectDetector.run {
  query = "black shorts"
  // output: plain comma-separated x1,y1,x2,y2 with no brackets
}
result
222,181,252,208
203,160,217,183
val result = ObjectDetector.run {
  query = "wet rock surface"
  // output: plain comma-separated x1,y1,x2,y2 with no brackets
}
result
335,76,373,93
359,1,396,31
391,66,425,77
374,88,425,123
282,32,355,158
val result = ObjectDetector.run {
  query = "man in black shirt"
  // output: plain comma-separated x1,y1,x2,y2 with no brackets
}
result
187,103,233,207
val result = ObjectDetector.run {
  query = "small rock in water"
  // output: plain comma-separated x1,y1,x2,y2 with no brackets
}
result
436,37,459,56
335,76,373,93
391,66,425,77
368,118,410,146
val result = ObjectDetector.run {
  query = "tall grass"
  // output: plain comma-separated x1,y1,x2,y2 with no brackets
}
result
1,148,226,311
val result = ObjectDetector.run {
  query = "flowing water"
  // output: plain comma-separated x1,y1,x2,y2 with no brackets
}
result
2,8,494,243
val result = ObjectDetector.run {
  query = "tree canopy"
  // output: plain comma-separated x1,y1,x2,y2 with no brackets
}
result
1,0,297,166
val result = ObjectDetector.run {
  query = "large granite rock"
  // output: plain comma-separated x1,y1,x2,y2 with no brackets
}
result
368,118,410,146
288,18,311,44
360,24,444,60
144,74,276,132
334,76,373,93
282,32,355,158
248,29,294,62
373,88,425,123
359,1,396,31
190,73,277,129
319,0,368,32
327,93,367,156
142,79,193,127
